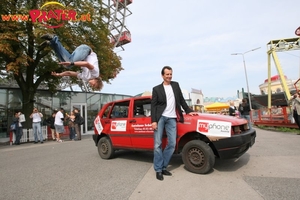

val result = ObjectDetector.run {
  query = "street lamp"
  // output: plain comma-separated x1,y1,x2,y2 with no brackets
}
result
231,47,261,110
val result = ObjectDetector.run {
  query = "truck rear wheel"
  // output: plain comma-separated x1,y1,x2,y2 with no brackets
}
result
182,140,215,174
98,137,114,159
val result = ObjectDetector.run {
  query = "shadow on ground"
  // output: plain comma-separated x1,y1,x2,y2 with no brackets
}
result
112,150,251,174
213,153,250,172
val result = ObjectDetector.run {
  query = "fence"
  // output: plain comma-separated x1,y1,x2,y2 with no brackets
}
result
252,106,298,128
11,126,48,144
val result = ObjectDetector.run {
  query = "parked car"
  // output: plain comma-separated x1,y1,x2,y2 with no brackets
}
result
93,96,256,174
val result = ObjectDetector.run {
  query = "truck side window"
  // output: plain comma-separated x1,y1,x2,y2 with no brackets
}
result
103,106,111,118
110,101,130,118
134,98,151,117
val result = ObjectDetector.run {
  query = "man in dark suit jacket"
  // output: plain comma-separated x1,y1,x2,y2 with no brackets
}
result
151,66,197,181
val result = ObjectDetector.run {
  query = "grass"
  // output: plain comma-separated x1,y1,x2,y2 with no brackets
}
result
255,125,300,134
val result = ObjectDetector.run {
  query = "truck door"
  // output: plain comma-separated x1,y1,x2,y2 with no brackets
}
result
102,100,132,147
129,98,153,150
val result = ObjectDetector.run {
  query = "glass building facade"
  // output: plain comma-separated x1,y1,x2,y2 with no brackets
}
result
0,87,131,140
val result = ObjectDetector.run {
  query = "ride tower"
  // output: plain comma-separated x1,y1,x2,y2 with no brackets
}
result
266,37,300,108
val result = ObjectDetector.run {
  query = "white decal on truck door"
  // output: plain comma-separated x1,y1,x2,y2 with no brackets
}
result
111,120,127,131
94,116,103,135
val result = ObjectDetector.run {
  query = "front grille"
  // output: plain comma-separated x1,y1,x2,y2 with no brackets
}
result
232,123,249,135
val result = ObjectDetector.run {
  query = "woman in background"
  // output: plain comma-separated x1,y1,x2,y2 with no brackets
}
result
65,111,76,141
229,101,237,117
46,111,57,141
12,111,23,145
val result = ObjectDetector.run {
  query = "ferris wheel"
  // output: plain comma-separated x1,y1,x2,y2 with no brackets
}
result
102,0,132,50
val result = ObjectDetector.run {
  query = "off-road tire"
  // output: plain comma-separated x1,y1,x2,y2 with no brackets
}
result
182,140,215,174
98,137,115,159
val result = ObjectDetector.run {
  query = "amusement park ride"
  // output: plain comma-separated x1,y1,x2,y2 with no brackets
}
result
105,0,132,50
252,26,300,128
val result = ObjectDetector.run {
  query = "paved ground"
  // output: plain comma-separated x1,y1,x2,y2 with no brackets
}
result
129,129,300,200
0,128,299,200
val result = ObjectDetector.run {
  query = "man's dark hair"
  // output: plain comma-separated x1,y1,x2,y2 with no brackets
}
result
161,66,172,75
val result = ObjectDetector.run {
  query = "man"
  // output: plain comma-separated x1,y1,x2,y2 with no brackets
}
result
40,34,103,91
45,111,57,141
30,108,44,143
289,92,300,130
54,108,65,143
73,108,83,141
151,66,198,181
238,98,251,129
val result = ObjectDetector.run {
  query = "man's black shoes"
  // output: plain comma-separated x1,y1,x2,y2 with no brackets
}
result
162,170,172,176
40,34,54,41
156,170,172,180
156,172,163,181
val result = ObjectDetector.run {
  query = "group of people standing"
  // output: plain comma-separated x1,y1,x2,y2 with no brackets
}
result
12,107,84,144
64,108,83,141
11,108,44,145
46,107,83,142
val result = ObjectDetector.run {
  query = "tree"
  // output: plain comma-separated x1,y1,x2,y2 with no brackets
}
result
0,0,122,128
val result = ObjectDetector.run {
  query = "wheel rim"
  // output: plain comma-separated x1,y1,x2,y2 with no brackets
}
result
101,142,109,154
187,147,205,167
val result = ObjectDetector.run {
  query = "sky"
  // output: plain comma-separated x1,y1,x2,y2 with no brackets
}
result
100,0,300,98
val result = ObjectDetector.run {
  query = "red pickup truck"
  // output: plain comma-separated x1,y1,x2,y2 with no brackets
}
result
93,96,256,174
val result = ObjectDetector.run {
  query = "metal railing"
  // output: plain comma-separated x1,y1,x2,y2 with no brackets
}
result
252,106,297,128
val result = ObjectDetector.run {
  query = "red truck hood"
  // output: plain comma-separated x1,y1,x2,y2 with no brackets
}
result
184,113,248,126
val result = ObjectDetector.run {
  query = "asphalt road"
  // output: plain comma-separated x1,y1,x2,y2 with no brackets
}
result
0,129,299,200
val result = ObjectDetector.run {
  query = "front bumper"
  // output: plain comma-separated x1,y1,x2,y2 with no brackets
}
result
212,129,256,159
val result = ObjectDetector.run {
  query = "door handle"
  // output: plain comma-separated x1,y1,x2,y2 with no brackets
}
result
129,119,136,123
104,120,110,124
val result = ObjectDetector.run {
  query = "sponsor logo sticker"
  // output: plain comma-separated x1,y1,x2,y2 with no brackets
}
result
94,116,103,135
111,120,127,132
197,120,231,137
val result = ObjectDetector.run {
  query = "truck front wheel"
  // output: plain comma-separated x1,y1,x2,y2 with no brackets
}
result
182,140,215,174
98,137,114,159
